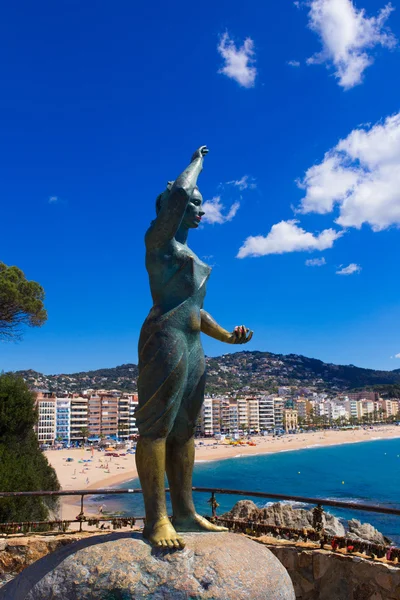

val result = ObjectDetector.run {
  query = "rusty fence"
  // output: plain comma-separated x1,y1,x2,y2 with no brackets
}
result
0,487,399,561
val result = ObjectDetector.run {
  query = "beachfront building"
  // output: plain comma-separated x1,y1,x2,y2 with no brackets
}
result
35,391,56,445
359,400,374,419
258,396,274,433
211,398,221,436
70,396,88,443
284,409,298,433
99,393,119,438
86,393,119,439
227,399,239,433
128,394,139,437
55,397,71,443
237,397,260,432
200,397,214,436
323,401,347,422
198,397,223,437
382,399,399,419
294,398,311,420
88,394,101,437
247,397,260,431
118,395,130,440
198,396,278,436
219,399,239,434
344,399,358,420
273,398,285,431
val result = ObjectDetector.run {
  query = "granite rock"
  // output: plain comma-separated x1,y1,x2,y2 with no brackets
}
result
223,500,346,537
347,519,388,546
2,532,296,600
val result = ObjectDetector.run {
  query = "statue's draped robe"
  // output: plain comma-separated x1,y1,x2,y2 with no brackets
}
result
137,252,211,439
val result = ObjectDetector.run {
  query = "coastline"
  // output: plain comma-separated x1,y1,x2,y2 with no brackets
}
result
45,425,400,522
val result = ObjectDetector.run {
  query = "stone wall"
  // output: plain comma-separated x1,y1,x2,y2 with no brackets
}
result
0,533,99,588
264,541,400,600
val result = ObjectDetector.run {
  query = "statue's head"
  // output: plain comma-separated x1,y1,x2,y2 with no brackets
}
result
156,182,205,229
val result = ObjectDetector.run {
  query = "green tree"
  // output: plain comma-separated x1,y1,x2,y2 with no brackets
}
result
79,427,90,445
0,374,60,522
0,262,47,340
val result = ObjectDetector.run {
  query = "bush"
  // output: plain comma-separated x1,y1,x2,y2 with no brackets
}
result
0,374,60,523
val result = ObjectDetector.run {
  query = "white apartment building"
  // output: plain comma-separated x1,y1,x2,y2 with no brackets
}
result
323,401,347,421
35,392,56,444
201,397,214,436
55,397,71,443
128,394,139,437
259,396,274,432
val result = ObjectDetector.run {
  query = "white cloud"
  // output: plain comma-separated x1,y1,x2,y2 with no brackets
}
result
395,353,400,358
307,0,396,89
336,263,361,275
217,32,257,88
226,175,257,190
298,112,400,231
237,219,343,258
202,196,240,225
288,60,301,67
305,257,326,266
49,196,59,203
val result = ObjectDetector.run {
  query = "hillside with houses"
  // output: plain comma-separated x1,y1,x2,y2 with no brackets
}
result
14,351,400,396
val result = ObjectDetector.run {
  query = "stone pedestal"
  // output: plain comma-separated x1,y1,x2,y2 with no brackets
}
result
1,532,296,600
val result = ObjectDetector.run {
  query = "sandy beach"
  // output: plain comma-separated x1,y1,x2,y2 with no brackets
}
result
45,425,400,523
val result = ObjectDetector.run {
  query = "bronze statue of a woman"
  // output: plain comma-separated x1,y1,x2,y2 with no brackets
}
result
135,146,253,549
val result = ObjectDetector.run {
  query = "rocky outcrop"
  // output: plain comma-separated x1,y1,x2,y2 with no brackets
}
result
2,532,296,600
347,519,389,546
222,501,393,544
222,501,345,537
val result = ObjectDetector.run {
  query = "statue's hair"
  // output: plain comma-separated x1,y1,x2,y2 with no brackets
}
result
155,182,199,215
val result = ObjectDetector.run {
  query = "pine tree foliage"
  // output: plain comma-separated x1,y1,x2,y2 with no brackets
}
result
0,374,60,523
0,262,47,339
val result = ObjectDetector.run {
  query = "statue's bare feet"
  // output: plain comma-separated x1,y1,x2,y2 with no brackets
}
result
173,513,228,533
143,516,185,549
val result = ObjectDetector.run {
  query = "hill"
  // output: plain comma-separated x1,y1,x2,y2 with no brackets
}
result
12,351,400,396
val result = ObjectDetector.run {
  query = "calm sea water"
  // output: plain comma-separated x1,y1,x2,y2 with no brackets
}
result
91,438,400,544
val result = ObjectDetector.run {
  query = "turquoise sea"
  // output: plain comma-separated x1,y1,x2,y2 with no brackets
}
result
92,438,400,545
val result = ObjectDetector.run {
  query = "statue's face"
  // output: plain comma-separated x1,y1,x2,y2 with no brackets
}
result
183,188,205,229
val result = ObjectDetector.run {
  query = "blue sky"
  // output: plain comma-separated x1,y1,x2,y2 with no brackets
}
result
1,0,400,374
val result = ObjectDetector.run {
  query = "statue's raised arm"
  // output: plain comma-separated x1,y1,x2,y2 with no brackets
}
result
145,146,209,249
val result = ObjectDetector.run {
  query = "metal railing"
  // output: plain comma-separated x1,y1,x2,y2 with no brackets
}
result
0,488,399,561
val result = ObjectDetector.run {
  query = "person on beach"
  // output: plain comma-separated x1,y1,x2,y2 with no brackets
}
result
135,146,253,549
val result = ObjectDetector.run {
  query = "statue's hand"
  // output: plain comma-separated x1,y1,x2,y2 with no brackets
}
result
228,325,253,345
191,146,209,162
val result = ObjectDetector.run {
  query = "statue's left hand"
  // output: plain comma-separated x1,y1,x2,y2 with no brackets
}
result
228,326,253,345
